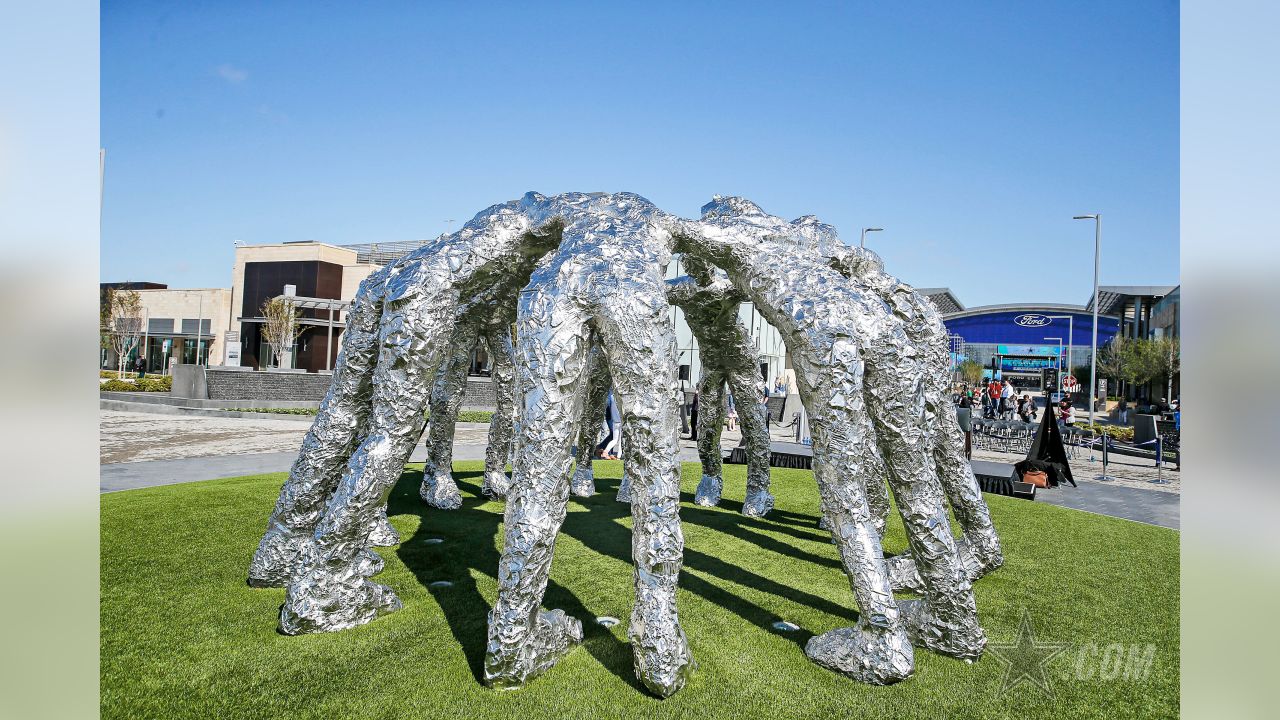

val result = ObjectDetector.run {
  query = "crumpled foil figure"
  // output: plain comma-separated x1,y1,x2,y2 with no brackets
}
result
246,191,999,697
247,264,395,588
568,266,775,518
263,194,565,633
674,196,988,675
421,295,518,508
665,258,773,517
483,193,693,698
568,340,611,498
824,245,1003,589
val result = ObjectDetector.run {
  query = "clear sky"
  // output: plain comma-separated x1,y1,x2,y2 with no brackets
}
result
102,0,1178,308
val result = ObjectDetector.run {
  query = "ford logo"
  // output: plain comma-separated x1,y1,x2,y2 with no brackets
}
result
1014,314,1052,327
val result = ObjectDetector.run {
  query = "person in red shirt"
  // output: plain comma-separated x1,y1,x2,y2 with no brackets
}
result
985,378,1002,419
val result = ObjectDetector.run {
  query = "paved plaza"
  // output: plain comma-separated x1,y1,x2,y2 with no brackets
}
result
100,408,1180,528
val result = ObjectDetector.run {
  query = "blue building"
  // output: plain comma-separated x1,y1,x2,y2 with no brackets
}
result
922,285,1174,392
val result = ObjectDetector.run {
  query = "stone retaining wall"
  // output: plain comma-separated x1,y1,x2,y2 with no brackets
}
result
204,368,335,401
197,366,499,406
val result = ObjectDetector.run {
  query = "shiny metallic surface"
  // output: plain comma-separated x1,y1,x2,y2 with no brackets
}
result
422,288,523,506
666,266,773,517
483,193,692,698
420,317,477,510
251,190,996,694
247,265,391,588
676,196,987,673
276,193,564,634
828,245,1003,590
570,341,610,498
482,324,517,497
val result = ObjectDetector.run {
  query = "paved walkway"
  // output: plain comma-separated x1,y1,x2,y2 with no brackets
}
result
100,410,1179,529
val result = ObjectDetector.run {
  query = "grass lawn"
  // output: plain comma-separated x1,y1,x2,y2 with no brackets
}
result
101,462,1179,719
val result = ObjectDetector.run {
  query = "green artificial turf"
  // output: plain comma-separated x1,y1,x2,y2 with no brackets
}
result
101,462,1179,719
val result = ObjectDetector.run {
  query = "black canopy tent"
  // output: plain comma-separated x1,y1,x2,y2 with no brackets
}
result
1015,407,1077,488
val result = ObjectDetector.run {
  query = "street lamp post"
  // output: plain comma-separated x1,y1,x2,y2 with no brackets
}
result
1074,214,1101,425
1043,315,1074,379
1044,336,1064,395
860,227,883,248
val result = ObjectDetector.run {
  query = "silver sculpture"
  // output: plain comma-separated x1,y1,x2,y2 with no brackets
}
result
666,258,774,517
673,197,987,676
245,191,1000,697
482,193,693,697
421,297,518,508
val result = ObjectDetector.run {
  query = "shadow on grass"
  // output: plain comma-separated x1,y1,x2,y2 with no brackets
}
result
390,469,647,694
387,467,864,688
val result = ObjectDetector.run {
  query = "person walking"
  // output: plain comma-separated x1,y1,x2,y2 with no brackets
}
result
1000,379,1015,420
133,354,146,378
1117,396,1129,425
686,389,700,440
986,377,1002,419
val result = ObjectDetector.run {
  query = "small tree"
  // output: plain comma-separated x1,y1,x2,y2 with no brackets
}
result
958,359,984,387
1148,336,1180,401
261,297,304,369
104,288,143,379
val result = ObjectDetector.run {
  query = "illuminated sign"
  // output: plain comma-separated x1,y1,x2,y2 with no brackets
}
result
999,356,1057,373
1014,314,1051,327
997,344,1063,356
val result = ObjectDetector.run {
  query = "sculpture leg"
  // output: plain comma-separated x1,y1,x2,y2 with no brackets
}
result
693,370,727,507
887,393,1003,592
420,322,477,509
248,272,384,587
482,323,517,498
279,285,453,635
726,370,774,518
862,337,985,660
789,349,913,684
484,293,589,690
595,289,692,697
571,341,609,498
930,398,1002,574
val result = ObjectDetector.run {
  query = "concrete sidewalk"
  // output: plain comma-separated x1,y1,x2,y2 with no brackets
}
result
101,441,706,493
101,444,483,493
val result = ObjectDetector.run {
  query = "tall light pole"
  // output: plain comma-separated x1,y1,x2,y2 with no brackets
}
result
1074,214,1101,425
1044,336,1064,394
1044,315,1074,378
860,227,882,248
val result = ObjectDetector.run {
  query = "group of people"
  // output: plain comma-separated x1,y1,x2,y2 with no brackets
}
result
953,379,1038,424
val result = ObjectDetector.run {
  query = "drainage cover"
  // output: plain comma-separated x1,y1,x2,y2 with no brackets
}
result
595,616,620,627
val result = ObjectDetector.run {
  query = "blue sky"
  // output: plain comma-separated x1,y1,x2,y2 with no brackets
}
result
102,0,1178,308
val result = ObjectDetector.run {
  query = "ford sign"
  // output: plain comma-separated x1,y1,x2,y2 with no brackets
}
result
1014,313,1052,327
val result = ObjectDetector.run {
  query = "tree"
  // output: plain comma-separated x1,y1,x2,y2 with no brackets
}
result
261,297,304,369
958,358,984,386
104,288,143,379
1148,336,1180,401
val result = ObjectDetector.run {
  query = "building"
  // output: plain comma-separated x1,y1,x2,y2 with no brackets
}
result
100,283,231,372
228,241,379,372
941,303,1121,390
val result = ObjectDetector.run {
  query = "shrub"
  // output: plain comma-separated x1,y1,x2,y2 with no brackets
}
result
1074,423,1134,442
135,376,173,392
101,376,172,392
101,370,140,379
